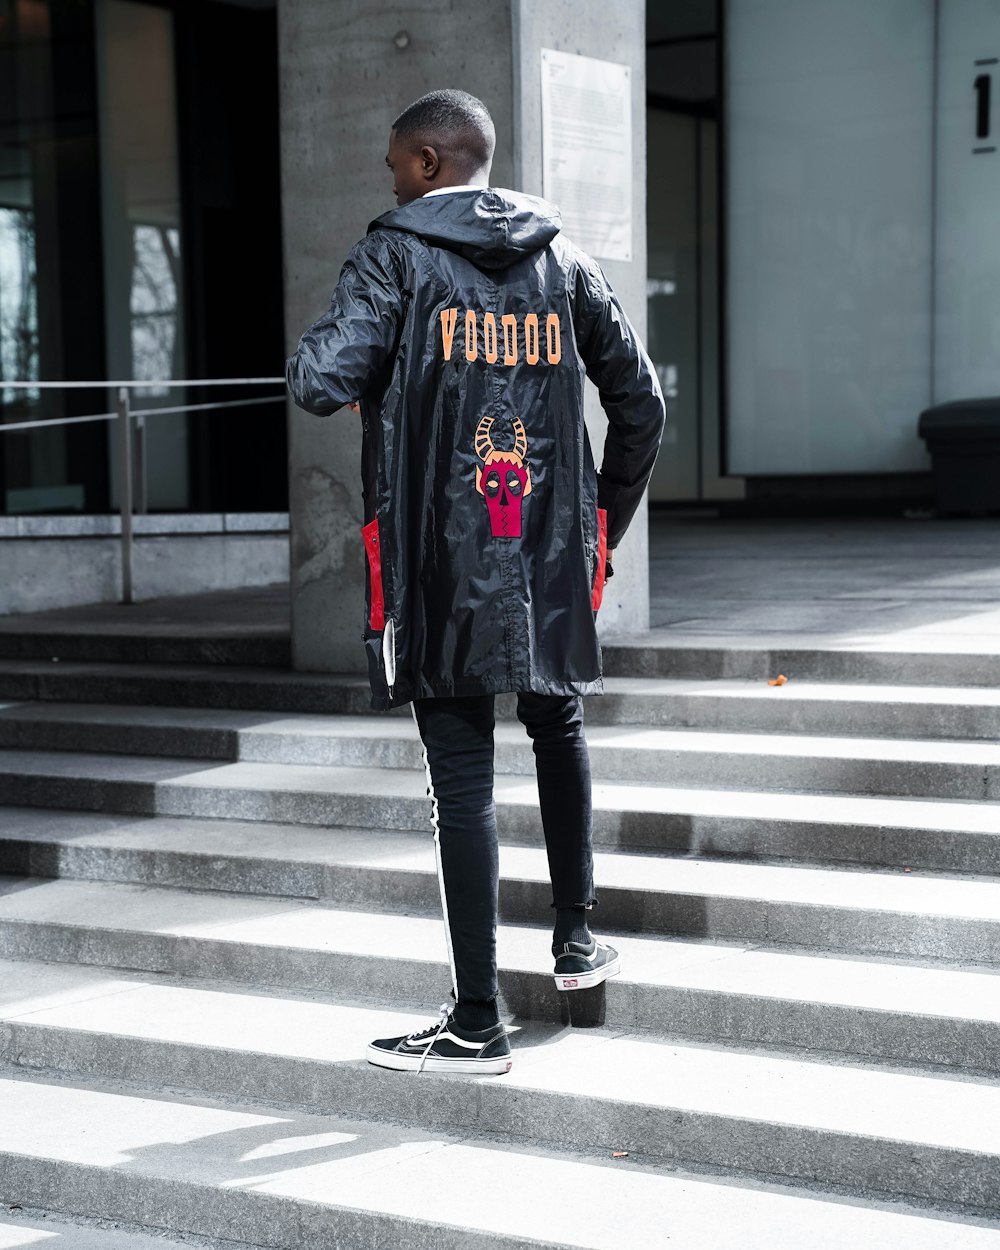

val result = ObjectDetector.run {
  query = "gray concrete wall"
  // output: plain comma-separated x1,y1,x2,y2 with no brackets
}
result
279,0,651,673
278,0,516,673
0,516,289,615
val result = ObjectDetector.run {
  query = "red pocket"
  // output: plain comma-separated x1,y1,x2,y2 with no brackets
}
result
361,517,385,631
591,507,608,611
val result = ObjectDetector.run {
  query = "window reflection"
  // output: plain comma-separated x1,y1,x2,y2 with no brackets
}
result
0,204,38,408
97,0,188,507
1,1,108,513
131,223,180,398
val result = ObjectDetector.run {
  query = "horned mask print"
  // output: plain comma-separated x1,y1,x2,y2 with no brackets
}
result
474,415,533,539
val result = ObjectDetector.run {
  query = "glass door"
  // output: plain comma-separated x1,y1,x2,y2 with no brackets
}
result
646,0,739,502
0,0,109,514
95,0,188,511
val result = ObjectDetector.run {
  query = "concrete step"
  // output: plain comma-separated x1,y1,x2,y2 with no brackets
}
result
5,1071,1000,1249
4,629,1000,688
4,972,1000,1219
3,874,1000,1047
602,634,1000,687
0,586,290,670
8,659,1000,735
2,704,999,799
3,751,1000,874
5,813,1000,968
0,660,382,717
0,1210,217,1249
0,630,289,669
592,678,1000,738
4,949,999,1091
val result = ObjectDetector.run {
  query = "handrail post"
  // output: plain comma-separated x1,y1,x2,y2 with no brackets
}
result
134,407,147,515
116,385,134,604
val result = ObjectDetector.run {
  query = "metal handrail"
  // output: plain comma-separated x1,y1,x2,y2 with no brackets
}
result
0,391,285,432
0,410,117,432
0,377,288,604
1,378,284,388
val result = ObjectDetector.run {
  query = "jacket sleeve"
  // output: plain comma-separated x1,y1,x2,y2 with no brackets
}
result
572,255,667,551
286,233,404,416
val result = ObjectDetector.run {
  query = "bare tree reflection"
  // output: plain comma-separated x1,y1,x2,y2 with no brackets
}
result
130,223,180,399
0,206,39,414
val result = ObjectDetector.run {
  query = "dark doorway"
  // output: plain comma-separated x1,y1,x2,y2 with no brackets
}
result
646,0,738,504
173,0,287,513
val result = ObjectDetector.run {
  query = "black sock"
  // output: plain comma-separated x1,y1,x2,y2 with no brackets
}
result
452,997,501,1032
552,905,592,953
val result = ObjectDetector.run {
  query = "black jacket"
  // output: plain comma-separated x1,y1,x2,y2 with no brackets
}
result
287,185,665,710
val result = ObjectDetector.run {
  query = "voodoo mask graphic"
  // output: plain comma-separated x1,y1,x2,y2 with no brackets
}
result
474,415,533,539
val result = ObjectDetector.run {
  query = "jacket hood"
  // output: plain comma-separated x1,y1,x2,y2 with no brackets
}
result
368,186,561,272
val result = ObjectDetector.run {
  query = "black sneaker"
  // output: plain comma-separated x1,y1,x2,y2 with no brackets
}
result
553,937,621,991
367,1005,512,1074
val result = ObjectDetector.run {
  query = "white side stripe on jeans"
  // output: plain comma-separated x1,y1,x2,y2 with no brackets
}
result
410,702,459,1000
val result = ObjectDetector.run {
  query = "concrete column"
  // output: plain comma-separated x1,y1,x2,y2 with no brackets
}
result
512,0,651,638
279,0,650,672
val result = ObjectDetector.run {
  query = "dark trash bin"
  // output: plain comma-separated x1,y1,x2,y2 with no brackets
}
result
918,397,1000,515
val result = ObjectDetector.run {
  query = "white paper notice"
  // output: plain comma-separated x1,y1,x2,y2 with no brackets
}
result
540,47,632,261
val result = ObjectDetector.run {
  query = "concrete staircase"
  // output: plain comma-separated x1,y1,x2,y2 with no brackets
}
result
1,629,1000,1248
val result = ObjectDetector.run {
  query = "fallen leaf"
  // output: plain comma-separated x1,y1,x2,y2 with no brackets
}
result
612,1150,629,1158
767,674,788,686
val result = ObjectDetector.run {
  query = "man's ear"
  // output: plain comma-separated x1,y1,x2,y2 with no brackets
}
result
420,145,440,178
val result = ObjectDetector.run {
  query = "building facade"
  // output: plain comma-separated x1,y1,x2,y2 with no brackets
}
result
2,1,998,640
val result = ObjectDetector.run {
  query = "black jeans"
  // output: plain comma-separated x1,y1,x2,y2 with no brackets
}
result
411,692,595,1004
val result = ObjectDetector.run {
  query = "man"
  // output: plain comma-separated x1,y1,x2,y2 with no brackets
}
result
287,89,665,1075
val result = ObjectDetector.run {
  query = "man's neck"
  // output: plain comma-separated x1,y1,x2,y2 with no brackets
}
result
423,182,487,198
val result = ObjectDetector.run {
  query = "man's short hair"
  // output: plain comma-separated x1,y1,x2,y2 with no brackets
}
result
391,89,496,174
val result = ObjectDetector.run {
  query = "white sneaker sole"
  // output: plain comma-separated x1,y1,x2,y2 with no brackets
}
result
553,952,622,991
366,1044,513,1075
